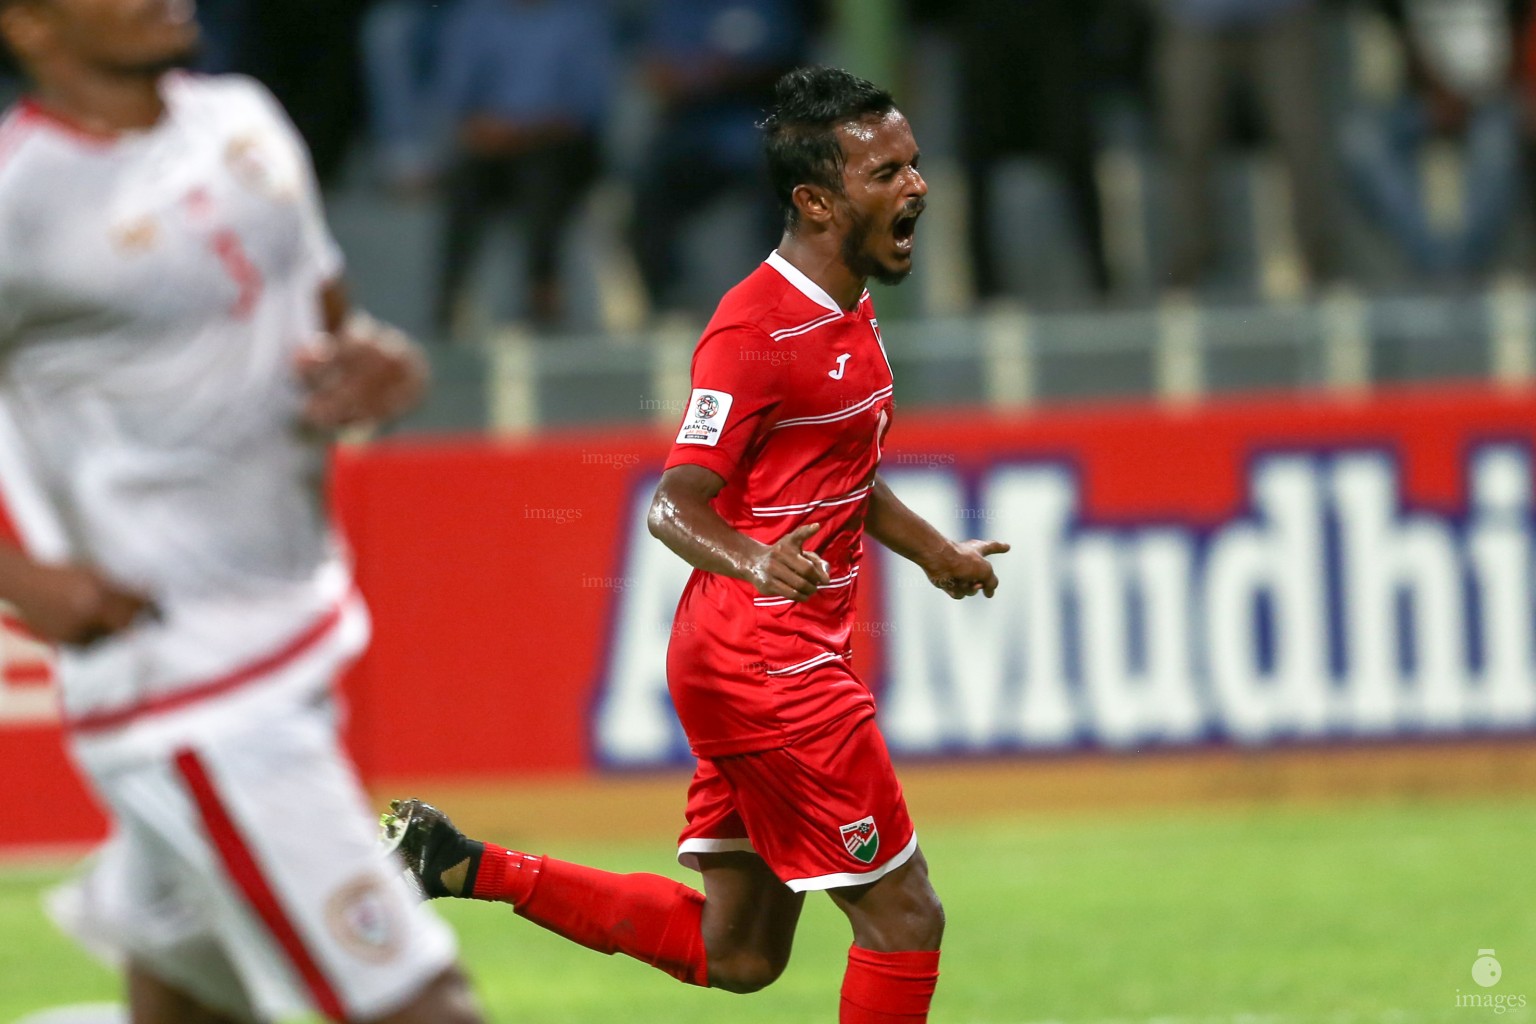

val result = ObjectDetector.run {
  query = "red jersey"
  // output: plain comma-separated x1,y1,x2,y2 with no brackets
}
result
663,250,895,757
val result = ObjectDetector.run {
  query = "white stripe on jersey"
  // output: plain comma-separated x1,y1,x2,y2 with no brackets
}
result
750,485,873,517
765,249,842,312
770,311,843,342
763,651,844,676
771,386,894,430
753,568,861,606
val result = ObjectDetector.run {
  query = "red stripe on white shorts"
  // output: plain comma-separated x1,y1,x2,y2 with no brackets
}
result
174,748,349,1023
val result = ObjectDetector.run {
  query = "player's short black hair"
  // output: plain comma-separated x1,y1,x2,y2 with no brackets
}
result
761,66,897,231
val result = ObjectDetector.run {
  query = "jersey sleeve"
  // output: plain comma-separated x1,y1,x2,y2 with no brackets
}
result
241,78,345,284
0,180,24,351
0,394,69,560
0,262,19,351
664,324,784,483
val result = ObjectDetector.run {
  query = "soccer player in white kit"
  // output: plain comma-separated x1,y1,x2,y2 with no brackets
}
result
0,2,486,1022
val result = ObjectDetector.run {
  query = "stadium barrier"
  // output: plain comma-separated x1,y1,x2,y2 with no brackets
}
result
6,383,1536,848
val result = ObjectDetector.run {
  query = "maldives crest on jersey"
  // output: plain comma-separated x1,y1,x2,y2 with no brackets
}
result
676,388,734,447
840,816,880,864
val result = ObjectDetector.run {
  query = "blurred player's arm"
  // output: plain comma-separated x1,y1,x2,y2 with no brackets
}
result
865,475,1009,599
254,75,428,431
296,280,430,430
648,465,831,602
0,545,151,645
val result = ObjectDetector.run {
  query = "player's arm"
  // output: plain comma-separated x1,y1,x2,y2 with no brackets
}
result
648,465,831,602
248,78,428,430
653,325,830,600
865,474,1010,600
0,545,151,645
296,280,430,429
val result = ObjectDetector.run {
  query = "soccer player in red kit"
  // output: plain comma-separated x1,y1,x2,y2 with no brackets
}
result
384,66,1009,1023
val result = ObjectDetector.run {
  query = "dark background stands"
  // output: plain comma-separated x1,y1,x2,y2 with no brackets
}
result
1340,0,1527,279
946,0,1119,299
432,0,615,332
1153,0,1343,290
630,0,815,316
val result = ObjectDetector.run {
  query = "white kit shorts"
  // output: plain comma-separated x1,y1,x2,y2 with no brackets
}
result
51,599,456,1022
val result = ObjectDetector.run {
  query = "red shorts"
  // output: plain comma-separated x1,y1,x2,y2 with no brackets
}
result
676,712,917,892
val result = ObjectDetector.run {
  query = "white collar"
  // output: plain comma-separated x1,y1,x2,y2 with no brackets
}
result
766,250,843,313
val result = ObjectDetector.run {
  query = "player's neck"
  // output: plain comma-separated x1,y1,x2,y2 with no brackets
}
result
30,69,168,137
775,237,865,312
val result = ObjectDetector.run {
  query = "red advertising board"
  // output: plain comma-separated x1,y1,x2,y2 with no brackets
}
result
6,384,1536,848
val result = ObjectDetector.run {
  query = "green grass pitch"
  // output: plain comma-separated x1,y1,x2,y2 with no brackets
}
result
3,796,1531,1023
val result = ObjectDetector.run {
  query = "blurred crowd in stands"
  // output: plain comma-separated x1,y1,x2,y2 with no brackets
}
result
6,0,1536,334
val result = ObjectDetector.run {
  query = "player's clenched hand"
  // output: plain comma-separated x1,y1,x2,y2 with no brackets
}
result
10,563,155,646
297,312,428,429
746,522,832,602
924,539,1010,600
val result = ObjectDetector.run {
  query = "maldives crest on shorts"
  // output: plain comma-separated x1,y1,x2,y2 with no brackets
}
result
840,816,880,864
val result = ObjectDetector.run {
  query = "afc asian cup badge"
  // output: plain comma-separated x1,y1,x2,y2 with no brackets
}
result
695,394,720,420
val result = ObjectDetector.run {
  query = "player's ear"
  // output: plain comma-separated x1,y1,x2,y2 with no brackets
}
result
791,183,836,227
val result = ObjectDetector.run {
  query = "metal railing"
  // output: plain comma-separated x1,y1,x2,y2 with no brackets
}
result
400,282,1536,436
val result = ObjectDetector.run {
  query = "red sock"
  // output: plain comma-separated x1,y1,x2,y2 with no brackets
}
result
472,844,709,987
840,945,941,1023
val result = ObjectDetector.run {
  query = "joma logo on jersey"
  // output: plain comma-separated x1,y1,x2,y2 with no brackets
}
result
840,817,880,864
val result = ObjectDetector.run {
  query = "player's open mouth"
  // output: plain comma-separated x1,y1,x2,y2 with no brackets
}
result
893,212,919,255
